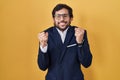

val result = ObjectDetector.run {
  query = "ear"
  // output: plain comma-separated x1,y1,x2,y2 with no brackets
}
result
70,18,73,22
52,17,55,22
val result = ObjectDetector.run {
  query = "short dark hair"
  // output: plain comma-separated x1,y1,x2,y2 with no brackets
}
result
52,4,73,18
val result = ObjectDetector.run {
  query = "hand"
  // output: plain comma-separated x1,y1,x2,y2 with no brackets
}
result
38,32,48,48
75,27,85,44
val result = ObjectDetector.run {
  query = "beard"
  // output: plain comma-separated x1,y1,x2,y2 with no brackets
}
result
54,20,71,31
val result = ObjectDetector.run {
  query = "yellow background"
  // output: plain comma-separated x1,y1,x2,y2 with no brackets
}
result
0,0,120,80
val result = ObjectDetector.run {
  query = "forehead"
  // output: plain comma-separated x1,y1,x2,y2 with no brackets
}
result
55,8,69,14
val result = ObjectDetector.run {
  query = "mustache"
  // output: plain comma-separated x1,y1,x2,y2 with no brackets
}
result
58,21,67,24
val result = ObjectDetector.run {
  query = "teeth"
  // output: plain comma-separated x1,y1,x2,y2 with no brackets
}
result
61,23,64,24
58,22,66,25
61,22,64,23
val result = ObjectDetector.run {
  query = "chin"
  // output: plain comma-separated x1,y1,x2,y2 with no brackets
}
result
59,26,68,31
60,26,66,29
55,24,69,31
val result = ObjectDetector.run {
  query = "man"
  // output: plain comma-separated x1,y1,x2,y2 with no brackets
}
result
37,4,92,80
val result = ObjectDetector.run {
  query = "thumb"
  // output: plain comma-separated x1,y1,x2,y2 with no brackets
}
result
75,28,77,31
45,32,48,37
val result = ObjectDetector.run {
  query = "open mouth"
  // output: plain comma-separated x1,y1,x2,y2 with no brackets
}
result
59,22,66,25
58,21,67,25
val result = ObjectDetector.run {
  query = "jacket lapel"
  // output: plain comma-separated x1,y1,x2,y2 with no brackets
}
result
58,26,75,63
52,26,75,63
64,26,75,45
52,27,63,46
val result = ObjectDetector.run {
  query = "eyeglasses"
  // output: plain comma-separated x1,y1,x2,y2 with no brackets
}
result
54,14,69,20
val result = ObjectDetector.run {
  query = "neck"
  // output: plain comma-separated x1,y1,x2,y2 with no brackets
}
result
55,25,70,32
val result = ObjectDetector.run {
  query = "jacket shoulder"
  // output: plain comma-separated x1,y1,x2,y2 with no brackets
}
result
44,26,54,32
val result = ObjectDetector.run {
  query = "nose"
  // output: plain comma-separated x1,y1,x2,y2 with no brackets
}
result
59,16,64,20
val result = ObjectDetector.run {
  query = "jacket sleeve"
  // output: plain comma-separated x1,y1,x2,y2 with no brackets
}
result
77,30,92,68
37,46,49,71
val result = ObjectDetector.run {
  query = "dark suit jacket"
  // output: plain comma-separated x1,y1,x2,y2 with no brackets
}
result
37,26,92,80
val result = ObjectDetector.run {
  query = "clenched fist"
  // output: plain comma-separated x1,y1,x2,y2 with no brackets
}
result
38,32,48,48
75,27,85,44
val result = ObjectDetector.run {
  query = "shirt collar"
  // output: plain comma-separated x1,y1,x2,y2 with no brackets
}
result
56,27,69,35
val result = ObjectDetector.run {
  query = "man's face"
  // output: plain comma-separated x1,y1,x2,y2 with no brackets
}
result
53,8,73,31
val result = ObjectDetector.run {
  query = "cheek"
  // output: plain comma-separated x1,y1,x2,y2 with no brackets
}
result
54,21,59,25
53,19,57,23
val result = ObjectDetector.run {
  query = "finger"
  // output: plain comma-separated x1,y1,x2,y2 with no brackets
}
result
38,32,44,37
76,29,84,34
38,32,47,38
45,32,48,37
38,32,46,42
40,32,46,36
75,28,79,31
43,36,48,40
75,28,81,33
